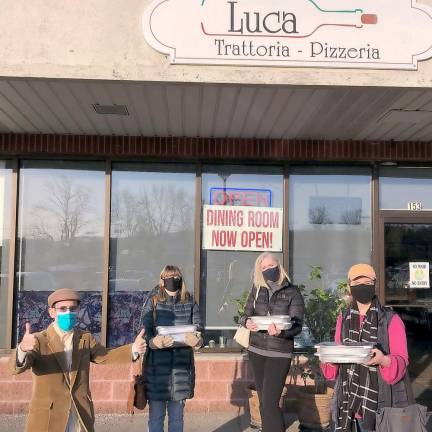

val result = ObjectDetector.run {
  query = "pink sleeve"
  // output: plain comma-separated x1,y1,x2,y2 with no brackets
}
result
320,314,342,381
379,314,408,385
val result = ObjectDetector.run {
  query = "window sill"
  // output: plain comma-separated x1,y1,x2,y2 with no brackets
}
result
0,349,13,358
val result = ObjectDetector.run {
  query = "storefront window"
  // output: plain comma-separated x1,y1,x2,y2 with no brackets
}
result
201,166,283,347
380,167,432,210
0,161,12,348
14,161,105,344
289,167,372,291
109,164,196,347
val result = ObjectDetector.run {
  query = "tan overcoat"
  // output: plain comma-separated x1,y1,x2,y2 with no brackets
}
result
9,323,133,432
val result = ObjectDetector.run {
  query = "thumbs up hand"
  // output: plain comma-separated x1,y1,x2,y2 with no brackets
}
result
20,323,37,352
133,329,147,355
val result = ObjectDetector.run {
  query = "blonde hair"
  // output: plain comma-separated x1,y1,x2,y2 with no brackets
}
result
253,252,290,289
157,265,190,304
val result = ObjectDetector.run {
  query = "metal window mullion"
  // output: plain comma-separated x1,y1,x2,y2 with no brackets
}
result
371,164,382,301
6,159,19,349
194,164,202,303
283,165,290,273
100,160,112,346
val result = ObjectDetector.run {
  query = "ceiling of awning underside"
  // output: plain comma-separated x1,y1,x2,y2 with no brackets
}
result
0,79,431,141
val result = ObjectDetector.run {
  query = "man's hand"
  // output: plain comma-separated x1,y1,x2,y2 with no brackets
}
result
245,319,259,332
133,329,147,355
367,348,391,367
20,323,37,352
150,335,174,350
267,323,281,337
184,332,203,348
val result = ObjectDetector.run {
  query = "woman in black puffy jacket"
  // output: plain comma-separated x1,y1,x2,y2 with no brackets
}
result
139,265,202,432
239,252,305,432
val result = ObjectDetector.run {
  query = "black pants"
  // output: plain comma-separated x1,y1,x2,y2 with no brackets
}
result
248,351,292,432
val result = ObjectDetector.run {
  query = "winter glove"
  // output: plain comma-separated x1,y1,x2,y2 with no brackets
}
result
184,332,203,348
149,335,174,350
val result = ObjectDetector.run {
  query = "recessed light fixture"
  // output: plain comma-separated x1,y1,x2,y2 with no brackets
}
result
380,161,398,166
378,109,432,124
92,104,129,116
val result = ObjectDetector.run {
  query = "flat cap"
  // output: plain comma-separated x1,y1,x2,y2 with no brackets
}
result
48,288,81,308
348,264,376,286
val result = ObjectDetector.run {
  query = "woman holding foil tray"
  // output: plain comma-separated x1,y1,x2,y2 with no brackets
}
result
139,265,202,432
238,252,305,432
320,264,410,432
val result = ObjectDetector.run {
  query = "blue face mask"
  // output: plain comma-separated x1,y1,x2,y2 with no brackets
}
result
57,312,77,332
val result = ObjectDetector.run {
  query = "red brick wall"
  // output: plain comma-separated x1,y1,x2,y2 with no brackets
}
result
0,133,431,162
0,355,254,415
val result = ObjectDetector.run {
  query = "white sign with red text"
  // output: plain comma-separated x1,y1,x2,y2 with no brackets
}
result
143,0,432,70
202,205,283,252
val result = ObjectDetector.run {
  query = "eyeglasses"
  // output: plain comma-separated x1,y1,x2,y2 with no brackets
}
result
54,306,79,313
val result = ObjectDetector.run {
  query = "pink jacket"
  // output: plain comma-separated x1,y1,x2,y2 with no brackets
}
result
320,313,408,385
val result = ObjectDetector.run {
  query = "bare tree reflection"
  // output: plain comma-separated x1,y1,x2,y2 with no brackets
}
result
340,208,362,225
31,176,92,240
112,185,193,237
309,205,332,225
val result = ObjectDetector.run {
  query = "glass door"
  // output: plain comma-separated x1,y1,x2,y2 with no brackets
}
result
381,214,432,409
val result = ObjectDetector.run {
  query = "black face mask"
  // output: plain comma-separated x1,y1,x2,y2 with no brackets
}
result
164,277,182,293
262,266,280,283
350,284,376,305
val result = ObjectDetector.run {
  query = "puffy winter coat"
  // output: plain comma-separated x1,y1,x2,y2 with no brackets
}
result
240,280,304,354
139,287,202,401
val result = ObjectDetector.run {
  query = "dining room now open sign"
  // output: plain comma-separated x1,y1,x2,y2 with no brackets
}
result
202,205,283,252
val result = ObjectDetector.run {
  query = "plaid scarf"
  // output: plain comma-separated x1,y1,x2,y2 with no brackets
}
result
336,298,379,432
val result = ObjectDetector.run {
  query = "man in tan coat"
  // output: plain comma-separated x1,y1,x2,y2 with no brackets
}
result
9,288,147,432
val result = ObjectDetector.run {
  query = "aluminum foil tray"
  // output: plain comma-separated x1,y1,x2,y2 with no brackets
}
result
315,342,373,356
316,353,371,364
251,315,292,331
156,325,197,335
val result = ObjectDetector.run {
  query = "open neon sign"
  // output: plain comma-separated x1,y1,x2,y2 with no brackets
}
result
210,187,272,207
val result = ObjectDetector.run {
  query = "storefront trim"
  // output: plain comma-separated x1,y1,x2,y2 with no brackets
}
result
1,133,432,162
2,134,432,349
377,210,432,304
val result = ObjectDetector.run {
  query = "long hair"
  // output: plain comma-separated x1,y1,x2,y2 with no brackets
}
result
253,252,290,289
157,265,190,304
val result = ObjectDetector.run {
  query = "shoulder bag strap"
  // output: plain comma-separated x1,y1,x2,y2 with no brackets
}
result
253,286,260,310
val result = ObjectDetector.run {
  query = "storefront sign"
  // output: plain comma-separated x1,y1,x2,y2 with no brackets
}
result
142,0,432,70
202,204,283,251
210,188,271,207
409,262,430,288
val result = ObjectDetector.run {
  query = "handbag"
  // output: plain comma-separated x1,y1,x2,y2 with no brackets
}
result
375,374,431,432
234,325,250,348
127,295,158,413
233,287,260,349
127,356,147,414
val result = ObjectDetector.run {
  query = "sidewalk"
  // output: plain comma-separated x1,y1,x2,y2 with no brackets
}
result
0,412,300,431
